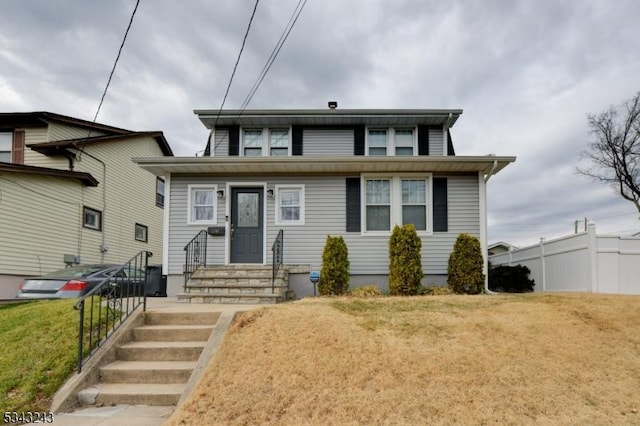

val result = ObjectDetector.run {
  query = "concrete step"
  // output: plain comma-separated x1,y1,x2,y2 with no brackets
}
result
143,311,220,326
132,324,214,342
184,285,286,296
79,383,186,406
116,341,205,361
176,293,282,304
99,360,196,384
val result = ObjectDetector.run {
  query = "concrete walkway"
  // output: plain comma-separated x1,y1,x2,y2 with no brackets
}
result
50,296,261,426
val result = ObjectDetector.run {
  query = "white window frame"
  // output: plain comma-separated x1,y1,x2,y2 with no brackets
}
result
241,127,291,157
361,173,432,236
187,184,217,225
365,127,417,157
0,132,12,162
275,184,305,225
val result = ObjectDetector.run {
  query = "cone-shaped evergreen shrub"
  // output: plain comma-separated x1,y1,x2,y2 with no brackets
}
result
388,224,423,295
319,235,350,295
447,233,485,294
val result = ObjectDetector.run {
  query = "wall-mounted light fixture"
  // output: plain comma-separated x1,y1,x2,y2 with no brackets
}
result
217,189,225,199
267,188,274,197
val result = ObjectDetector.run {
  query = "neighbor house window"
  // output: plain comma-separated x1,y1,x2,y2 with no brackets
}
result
363,176,431,233
0,132,11,162
275,185,305,225
156,177,165,207
83,206,102,231
365,179,391,231
269,129,290,156
188,184,217,224
135,223,148,242
401,179,427,231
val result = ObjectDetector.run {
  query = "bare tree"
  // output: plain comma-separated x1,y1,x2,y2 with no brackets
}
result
577,92,640,214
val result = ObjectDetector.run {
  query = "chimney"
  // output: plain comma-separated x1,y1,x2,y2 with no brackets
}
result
328,101,338,109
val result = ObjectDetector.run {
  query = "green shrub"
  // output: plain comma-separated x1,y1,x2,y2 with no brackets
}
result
319,235,350,295
349,285,384,298
388,224,423,296
488,264,535,293
447,233,485,294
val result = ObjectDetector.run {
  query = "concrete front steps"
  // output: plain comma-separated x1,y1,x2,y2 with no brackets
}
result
177,265,291,304
78,311,220,407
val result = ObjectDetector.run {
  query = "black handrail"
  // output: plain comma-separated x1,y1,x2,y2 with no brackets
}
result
184,230,208,291
272,229,284,293
74,250,152,373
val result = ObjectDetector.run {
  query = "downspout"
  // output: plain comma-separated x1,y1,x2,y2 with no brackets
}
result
482,159,499,294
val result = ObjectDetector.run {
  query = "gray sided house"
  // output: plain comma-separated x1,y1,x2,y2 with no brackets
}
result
135,108,515,298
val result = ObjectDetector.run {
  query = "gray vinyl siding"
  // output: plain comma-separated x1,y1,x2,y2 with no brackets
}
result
303,129,353,156
212,129,229,157
429,128,444,156
167,174,480,277
48,123,108,141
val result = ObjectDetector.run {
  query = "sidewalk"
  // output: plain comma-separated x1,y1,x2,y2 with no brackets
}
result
50,296,261,426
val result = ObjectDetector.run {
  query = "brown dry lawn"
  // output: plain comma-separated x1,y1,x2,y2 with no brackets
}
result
166,293,640,425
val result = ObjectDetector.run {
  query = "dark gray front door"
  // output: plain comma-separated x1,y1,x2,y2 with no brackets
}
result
230,187,264,263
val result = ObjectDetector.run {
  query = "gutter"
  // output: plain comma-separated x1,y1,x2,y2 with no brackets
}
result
484,158,499,294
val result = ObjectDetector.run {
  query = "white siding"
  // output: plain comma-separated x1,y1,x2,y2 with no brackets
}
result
167,174,480,277
429,128,444,155
212,129,229,157
303,129,353,156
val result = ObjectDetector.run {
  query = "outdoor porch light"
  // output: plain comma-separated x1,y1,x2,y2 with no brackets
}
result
267,188,274,197
217,189,225,199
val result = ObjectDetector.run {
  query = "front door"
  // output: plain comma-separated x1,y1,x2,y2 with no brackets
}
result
230,187,264,263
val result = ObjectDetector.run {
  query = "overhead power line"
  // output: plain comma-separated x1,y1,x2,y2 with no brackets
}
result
204,0,261,156
93,0,141,123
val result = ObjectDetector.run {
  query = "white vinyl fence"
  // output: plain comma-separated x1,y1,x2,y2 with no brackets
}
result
489,225,640,294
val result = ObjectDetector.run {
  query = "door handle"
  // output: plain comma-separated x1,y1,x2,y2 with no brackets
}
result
230,225,235,239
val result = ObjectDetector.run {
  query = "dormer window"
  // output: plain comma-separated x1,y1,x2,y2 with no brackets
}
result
366,127,416,156
242,128,290,157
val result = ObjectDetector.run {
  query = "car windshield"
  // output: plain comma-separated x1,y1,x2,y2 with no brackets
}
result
41,265,109,278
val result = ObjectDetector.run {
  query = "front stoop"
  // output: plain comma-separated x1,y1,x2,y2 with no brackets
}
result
177,265,290,304
77,311,219,407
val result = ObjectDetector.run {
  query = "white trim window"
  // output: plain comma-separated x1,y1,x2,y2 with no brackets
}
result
401,179,427,230
0,132,12,162
188,184,217,224
275,185,305,225
365,179,391,231
363,175,431,233
242,128,290,157
366,127,416,156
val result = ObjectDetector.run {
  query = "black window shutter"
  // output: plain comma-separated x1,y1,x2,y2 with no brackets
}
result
418,125,429,156
433,177,448,232
228,125,240,156
354,125,365,155
346,178,361,232
292,126,303,155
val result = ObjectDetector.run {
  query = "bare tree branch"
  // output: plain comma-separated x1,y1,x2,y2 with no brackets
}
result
576,91,640,214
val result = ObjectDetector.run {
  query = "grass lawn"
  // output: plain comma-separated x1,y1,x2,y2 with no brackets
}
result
168,293,640,425
0,300,79,411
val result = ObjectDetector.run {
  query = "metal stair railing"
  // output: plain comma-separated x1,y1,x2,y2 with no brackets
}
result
74,250,152,373
272,229,284,293
184,229,208,291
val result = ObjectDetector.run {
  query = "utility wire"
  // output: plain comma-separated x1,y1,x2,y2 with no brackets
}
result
205,0,260,156
211,0,309,154
93,0,141,123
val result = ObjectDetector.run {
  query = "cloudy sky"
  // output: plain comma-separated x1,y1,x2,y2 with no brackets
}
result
1,0,639,247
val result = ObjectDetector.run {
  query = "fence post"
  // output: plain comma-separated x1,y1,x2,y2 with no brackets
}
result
540,237,546,292
587,223,598,293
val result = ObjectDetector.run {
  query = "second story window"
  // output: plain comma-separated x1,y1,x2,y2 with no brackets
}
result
368,129,387,156
395,129,414,156
156,177,165,208
0,132,11,162
366,127,416,156
243,130,263,157
243,128,290,157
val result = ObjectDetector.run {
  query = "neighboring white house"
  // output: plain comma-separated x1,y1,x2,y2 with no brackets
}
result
0,112,173,297
135,107,515,296
489,224,640,295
